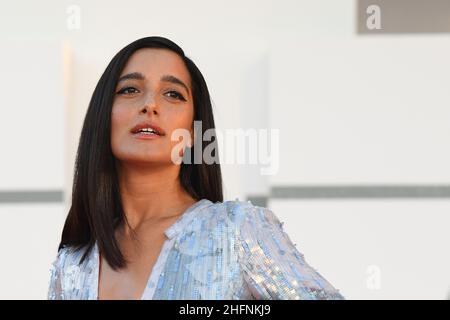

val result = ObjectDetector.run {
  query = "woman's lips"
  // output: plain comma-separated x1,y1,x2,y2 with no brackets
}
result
131,132,163,140
130,122,166,135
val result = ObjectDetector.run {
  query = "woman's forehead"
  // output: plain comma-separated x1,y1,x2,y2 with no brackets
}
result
121,48,190,82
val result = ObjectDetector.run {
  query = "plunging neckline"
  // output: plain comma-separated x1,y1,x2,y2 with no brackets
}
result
93,199,211,300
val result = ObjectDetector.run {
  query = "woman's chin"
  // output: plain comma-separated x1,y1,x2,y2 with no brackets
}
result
116,155,169,166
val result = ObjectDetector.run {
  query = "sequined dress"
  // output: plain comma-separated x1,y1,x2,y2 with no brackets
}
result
47,199,344,300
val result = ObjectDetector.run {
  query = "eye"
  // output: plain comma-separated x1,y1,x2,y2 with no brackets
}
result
164,90,187,101
116,86,139,95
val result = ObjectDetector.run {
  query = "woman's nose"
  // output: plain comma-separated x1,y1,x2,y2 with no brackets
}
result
140,106,158,115
141,94,159,114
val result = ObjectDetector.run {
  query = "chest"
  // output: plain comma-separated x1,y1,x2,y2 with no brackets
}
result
97,232,167,300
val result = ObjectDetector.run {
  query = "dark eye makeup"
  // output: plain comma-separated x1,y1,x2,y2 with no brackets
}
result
116,86,139,95
164,90,187,101
115,87,186,102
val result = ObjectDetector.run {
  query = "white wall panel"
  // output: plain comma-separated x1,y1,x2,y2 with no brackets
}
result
269,199,450,299
0,204,66,299
268,37,450,185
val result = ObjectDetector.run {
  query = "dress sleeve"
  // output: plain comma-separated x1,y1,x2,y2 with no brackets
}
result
237,204,345,300
47,249,65,300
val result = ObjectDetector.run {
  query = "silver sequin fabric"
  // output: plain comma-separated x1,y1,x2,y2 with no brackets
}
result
48,199,345,300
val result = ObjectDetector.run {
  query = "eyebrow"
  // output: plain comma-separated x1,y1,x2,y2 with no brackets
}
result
117,72,190,95
161,74,190,95
117,72,145,83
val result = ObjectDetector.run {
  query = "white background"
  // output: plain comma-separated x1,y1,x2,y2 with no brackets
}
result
0,0,449,299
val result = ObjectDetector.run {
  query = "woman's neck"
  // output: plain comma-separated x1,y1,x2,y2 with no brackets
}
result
117,162,196,232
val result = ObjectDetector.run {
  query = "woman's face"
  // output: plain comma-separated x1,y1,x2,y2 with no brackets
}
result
111,48,194,166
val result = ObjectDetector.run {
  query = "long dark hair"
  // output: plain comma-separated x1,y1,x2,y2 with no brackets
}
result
59,36,223,270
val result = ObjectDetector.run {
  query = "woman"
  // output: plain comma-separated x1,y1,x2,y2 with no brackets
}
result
48,36,344,300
